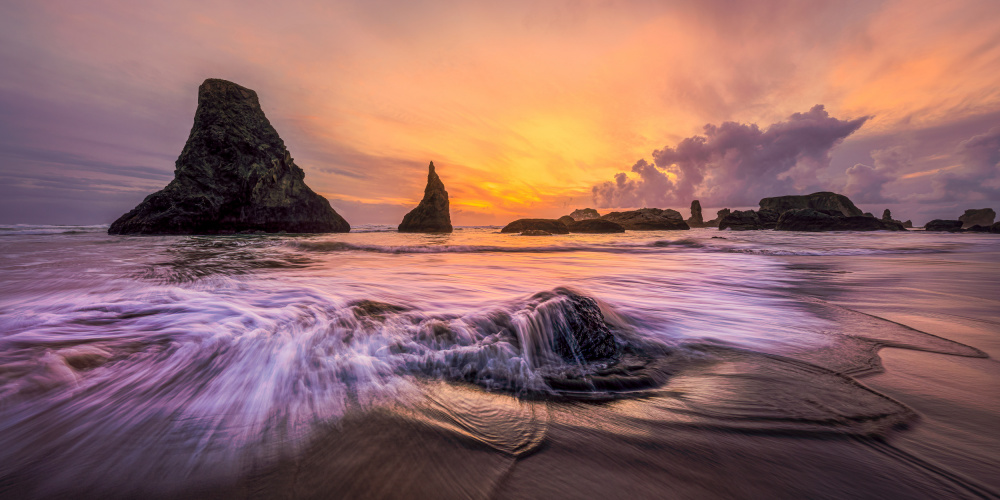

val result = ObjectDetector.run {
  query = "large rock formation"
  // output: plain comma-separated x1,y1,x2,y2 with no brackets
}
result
601,208,689,230
759,192,864,217
558,215,576,225
924,220,964,232
569,208,601,221
109,79,349,235
566,219,625,233
882,209,893,222
959,208,996,229
704,208,730,228
719,209,779,230
687,200,705,227
398,161,453,233
775,209,905,231
501,219,570,234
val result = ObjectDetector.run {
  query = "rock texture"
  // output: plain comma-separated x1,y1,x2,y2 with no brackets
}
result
566,219,625,233
775,209,905,231
903,220,913,228
558,215,576,225
759,192,864,217
520,230,553,236
719,209,779,230
534,289,619,363
882,209,893,222
501,219,570,234
398,161,453,233
569,208,601,221
924,220,964,232
959,208,996,229
109,79,349,235
601,208,689,230
704,208,730,228
687,200,705,227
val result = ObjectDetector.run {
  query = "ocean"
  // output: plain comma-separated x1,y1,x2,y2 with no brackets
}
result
0,225,997,498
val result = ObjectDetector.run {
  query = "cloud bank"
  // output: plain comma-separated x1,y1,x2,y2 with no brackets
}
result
592,105,868,208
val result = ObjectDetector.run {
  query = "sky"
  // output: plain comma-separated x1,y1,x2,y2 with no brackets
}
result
1,0,999,226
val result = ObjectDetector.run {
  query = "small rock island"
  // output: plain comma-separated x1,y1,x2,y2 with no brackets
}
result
108,79,349,235
398,161,453,233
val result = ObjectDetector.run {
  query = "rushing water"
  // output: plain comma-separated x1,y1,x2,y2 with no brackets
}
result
0,225,997,498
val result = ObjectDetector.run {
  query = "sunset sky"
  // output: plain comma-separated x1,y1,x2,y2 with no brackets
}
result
1,0,999,226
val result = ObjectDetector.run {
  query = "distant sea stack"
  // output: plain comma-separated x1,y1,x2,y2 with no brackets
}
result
687,200,705,227
108,79,349,235
959,208,995,229
569,208,601,221
759,192,863,217
398,161,453,233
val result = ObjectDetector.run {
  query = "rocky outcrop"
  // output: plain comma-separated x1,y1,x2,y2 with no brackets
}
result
903,220,913,228
566,219,625,233
924,220,964,232
601,208,688,230
569,208,601,221
532,289,620,363
501,219,570,234
398,161,453,233
558,215,576,225
759,192,863,217
775,209,905,231
704,208,730,228
108,79,351,234
959,208,996,229
109,79,349,235
687,200,705,227
882,209,893,222
718,209,779,230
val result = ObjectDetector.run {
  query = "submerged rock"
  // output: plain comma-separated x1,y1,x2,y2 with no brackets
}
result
109,79,349,235
398,161,453,233
687,200,705,227
776,209,905,231
569,208,601,220
501,219,569,234
526,289,620,363
959,208,996,229
924,219,964,232
566,219,625,233
759,192,864,217
719,209,779,230
601,208,689,230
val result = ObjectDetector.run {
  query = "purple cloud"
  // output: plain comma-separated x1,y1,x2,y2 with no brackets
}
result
592,105,869,208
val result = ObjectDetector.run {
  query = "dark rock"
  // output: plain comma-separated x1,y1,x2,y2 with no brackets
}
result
759,191,864,217
109,79,349,235
863,212,875,218
528,288,620,363
501,219,569,234
719,209,780,230
959,208,996,229
882,209,892,221
398,161,453,233
966,225,991,233
520,230,553,236
993,222,1000,234
569,208,601,220
903,220,913,228
558,215,576,225
349,300,408,321
776,209,906,231
687,200,705,227
924,219,964,232
567,219,625,233
705,208,730,227
601,208,689,230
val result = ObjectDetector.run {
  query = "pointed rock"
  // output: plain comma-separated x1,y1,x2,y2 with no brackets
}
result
398,161,453,233
687,200,704,227
109,79,349,234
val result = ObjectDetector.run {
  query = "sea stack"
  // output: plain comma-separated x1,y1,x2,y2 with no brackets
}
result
687,200,704,227
398,161,453,233
109,79,349,234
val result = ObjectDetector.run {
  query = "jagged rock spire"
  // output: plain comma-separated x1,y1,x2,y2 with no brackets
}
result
398,161,453,233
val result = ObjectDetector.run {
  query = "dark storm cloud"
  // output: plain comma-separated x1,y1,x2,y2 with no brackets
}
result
592,105,869,208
